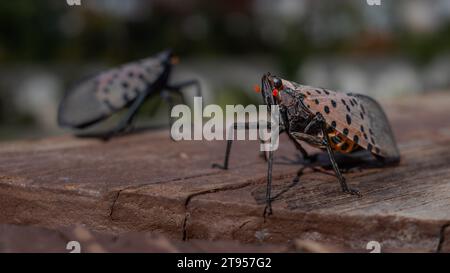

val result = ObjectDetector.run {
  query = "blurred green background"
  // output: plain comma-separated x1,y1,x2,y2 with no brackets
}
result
0,0,449,140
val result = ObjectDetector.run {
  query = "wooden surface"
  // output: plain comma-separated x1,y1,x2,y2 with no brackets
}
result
0,224,290,253
1,92,450,252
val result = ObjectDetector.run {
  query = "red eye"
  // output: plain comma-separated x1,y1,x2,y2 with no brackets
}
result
272,88,279,97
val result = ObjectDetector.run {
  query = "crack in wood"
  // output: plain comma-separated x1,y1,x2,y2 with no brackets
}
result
180,172,298,241
108,171,223,221
181,181,257,241
437,223,450,253
182,213,189,241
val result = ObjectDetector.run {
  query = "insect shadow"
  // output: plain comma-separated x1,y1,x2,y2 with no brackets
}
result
73,123,169,139
252,149,390,205
276,149,387,172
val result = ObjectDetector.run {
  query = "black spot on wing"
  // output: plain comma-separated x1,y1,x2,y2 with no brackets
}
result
324,105,330,114
331,100,337,108
138,73,146,83
354,93,399,159
346,114,352,125
361,104,366,114
343,128,349,135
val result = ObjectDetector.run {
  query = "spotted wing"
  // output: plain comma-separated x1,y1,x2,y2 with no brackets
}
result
58,52,167,129
352,94,400,162
283,80,399,160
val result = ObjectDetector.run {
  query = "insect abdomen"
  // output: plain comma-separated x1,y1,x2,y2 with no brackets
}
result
328,130,357,154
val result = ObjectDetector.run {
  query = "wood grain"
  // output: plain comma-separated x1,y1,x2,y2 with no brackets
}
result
1,92,450,252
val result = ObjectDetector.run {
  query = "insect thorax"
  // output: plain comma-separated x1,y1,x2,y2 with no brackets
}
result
280,96,315,134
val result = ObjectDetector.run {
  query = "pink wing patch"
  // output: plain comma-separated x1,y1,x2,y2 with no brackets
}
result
95,58,164,111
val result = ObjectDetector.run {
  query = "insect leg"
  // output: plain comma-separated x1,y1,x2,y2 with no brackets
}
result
286,134,316,162
160,89,182,134
263,149,274,217
279,108,315,162
259,127,286,161
304,114,324,134
212,121,279,217
170,89,187,105
212,121,275,169
318,114,362,197
290,132,325,148
293,141,309,158
164,80,201,130
101,91,148,140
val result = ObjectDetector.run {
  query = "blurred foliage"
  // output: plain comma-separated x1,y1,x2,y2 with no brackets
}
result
0,0,449,76
0,0,449,139
397,24,450,65
215,85,256,109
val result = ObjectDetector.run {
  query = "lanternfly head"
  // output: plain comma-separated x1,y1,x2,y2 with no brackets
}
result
270,76,284,100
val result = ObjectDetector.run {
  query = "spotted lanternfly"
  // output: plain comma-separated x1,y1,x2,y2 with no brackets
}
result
213,73,400,216
58,50,201,139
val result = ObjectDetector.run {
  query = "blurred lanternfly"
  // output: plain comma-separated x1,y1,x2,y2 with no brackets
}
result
58,50,201,139
214,73,400,216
